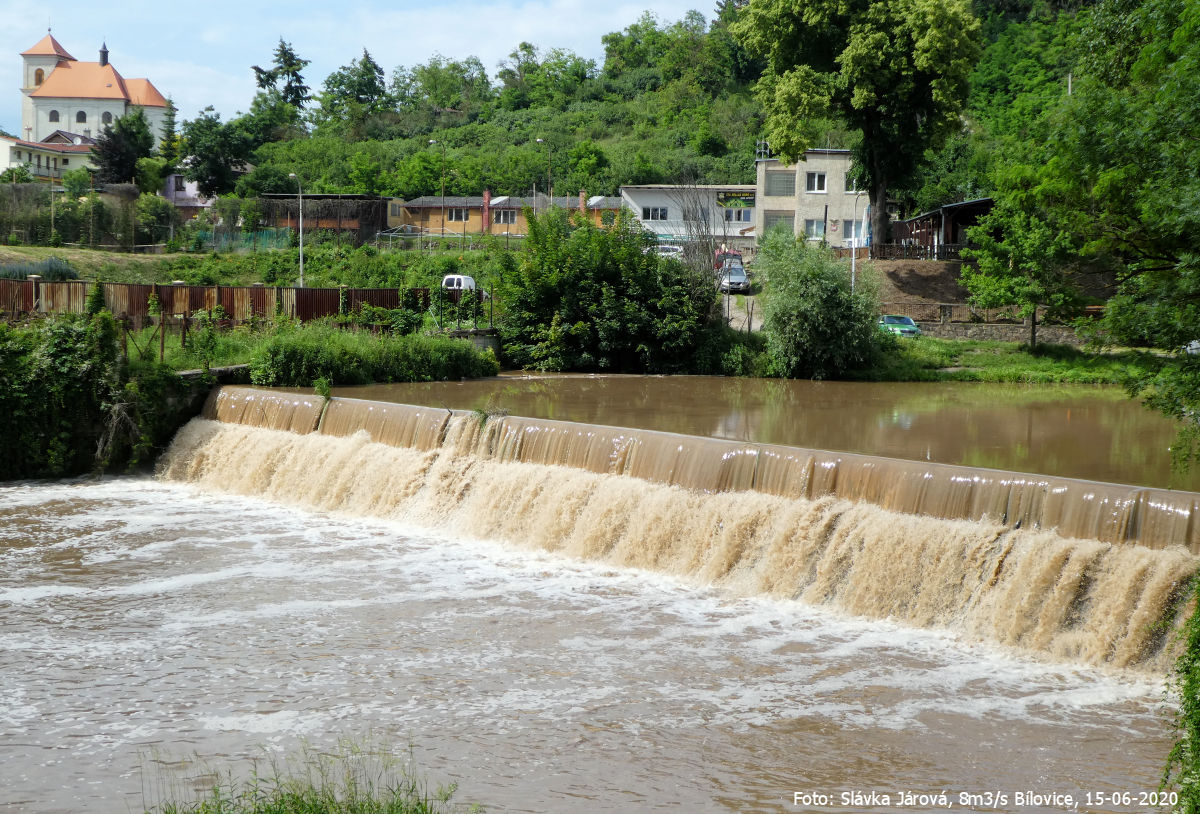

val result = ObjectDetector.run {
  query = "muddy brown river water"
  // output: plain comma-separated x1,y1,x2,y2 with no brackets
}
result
1,376,1193,812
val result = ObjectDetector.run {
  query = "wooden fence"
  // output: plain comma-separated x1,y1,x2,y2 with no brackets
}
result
0,278,460,328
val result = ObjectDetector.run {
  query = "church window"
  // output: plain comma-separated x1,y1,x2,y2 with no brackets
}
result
102,112,112,125
34,69,44,85
49,110,60,123
76,111,87,124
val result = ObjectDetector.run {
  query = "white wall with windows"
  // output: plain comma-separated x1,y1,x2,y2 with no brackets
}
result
620,184,756,248
755,149,869,248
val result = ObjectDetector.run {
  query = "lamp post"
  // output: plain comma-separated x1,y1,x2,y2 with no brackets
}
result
288,172,304,287
850,188,866,293
429,139,446,240
536,138,551,209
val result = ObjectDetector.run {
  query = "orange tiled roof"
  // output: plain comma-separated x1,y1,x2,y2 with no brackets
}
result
21,33,76,61
31,61,128,101
124,78,167,108
30,60,167,107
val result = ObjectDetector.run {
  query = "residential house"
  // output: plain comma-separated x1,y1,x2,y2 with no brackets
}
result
392,191,623,236
0,129,94,180
756,148,870,248
162,173,213,220
620,184,756,255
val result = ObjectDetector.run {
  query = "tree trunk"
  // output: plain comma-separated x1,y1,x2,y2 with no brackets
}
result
1030,307,1038,349
868,151,889,254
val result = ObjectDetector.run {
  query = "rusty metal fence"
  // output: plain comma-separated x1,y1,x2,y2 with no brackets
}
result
1,279,442,327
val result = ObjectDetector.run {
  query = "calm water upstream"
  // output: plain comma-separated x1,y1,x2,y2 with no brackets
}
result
0,479,1175,813
327,375,1200,491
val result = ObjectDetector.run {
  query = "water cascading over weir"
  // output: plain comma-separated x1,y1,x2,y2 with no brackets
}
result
159,386,1200,671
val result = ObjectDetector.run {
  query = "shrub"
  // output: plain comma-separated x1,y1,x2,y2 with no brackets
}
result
248,322,499,386
758,229,881,379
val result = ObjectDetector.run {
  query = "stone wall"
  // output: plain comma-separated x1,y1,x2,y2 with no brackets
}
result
916,321,1082,345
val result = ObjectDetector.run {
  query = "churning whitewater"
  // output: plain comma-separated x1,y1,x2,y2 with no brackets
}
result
158,389,1199,671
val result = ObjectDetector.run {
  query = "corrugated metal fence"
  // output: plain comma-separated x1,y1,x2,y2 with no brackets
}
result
3,279,442,327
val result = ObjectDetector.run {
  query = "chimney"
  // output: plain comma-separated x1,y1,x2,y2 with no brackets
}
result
99,43,108,67
579,189,586,212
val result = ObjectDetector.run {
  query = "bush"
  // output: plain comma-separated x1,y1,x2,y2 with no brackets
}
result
758,229,881,379
248,322,499,386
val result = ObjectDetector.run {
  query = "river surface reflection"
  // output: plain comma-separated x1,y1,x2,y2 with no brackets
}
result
329,375,1199,490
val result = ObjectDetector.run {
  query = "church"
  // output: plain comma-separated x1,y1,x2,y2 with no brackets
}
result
2,32,168,179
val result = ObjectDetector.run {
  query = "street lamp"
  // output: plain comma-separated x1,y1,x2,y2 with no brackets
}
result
429,139,446,239
536,138,551,209
288,172,304,287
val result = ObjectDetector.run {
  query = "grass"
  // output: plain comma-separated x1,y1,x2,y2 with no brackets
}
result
857,336,1158,385
142,740,477,814
0,245,188,283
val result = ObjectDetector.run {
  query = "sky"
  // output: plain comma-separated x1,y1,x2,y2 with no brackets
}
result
1,0,704,138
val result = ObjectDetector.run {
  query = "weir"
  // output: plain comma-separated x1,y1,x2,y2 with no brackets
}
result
161,385,1200,670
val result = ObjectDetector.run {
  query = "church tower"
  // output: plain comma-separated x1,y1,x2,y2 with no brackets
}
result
20,31,75,141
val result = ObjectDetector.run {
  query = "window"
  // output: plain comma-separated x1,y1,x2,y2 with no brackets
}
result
49,110,60,123
175,176,187,192
804,219,826,240
806,172,826,193
641,206,668,221
77,111,87,124
724,208,752,223
845,175,859,193
389,202,402,216
34,68,44,85
62,158,69,166
447,208,468,222
101,112,112,125
493,209,516,224
683,206,709,224
842,220,865,243
764,171,795,197
763,211,794,232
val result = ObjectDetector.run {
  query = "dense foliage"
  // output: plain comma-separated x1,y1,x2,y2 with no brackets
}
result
498,208,716,372
0,314,191,479
757,229,882,379
248,322,499,386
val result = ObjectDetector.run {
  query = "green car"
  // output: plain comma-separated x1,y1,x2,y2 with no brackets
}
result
878,314,922,337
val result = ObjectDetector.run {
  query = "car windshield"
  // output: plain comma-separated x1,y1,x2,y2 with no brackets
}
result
883,316,914,325
724,270,748,281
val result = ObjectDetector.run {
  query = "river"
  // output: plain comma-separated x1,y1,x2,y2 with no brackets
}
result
0,377,1192,812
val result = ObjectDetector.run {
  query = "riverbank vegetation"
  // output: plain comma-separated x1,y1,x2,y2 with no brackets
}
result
0,313,196,479
143,740,472,814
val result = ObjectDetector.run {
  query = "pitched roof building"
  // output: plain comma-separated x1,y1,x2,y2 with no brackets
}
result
19,32,168,146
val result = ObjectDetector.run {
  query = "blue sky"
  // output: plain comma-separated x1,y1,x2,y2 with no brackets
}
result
2,0,704,138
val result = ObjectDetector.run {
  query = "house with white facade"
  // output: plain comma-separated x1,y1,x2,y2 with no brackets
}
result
755,148,871,248
4,32,168,179
620,184,756,254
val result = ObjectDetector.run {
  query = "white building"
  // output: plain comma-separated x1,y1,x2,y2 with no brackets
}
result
755,148,870,248
620,184,756,253
4,32,168,177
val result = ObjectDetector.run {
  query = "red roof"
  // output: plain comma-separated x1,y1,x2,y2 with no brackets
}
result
21,33,76,61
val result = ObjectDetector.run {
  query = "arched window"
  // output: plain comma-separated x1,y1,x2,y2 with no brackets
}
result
34,68,44,85
48,110,60,123
76,111,87,124
101,112,112,125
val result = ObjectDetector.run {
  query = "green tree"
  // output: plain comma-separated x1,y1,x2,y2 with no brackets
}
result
181,107,251,197
310,49,391,137
499,208,716,372
0,164,34,183
253,38,311,108
159,97,179,166
758,227,881,378
733,0,981,242
61,166,92,198
90,108,155,184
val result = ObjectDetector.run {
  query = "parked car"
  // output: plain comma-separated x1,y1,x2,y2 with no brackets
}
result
719,267,751,294
441,274,489,298
654,244,684,257
878,314,921,337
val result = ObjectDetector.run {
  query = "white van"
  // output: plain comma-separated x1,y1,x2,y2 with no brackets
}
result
441,274,477,291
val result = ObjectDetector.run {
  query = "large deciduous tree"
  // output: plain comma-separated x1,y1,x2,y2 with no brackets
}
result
733,0,981,243
91,108,155,184
181,107,251,198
